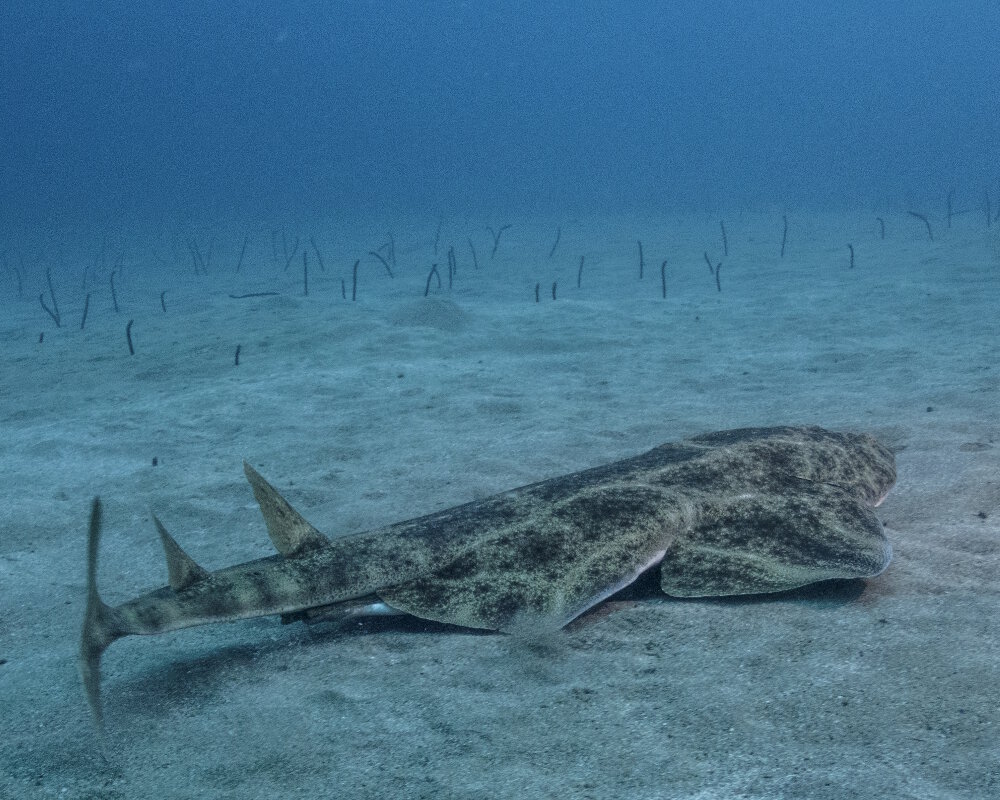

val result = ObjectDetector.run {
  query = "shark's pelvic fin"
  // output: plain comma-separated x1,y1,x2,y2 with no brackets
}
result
153,514,210,591
242,461,330,557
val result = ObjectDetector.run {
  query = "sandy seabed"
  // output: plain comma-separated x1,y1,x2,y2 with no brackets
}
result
1,210,997,799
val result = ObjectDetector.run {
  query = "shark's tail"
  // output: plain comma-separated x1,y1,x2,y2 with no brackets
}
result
79,497,128,733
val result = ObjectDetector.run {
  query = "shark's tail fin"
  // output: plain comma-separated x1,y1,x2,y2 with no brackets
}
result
79,497,127,733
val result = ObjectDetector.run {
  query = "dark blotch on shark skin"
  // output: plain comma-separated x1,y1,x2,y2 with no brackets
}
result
517,531,567,567
434,551,480,582
553,488,663,543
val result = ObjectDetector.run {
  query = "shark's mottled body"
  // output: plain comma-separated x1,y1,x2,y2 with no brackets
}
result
81,426,895,726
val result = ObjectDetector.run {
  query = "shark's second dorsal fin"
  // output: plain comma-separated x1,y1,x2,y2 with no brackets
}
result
243,461,330,557
154,515,210,590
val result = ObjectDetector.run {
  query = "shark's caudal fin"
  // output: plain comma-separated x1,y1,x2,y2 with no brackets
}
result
80,499,215,730
79,497,128,733
79,467,331,730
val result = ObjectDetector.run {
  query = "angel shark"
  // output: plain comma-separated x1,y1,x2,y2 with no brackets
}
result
80,425,895,727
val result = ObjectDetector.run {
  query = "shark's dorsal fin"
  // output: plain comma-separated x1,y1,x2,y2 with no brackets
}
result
243,461,330,556
154,514,210,590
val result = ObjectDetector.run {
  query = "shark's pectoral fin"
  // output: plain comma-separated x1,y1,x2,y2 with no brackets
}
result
658,481,892,597
243,461,330,556
381,485,686,632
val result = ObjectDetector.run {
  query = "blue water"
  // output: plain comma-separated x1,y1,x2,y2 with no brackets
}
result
3,0,999,224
